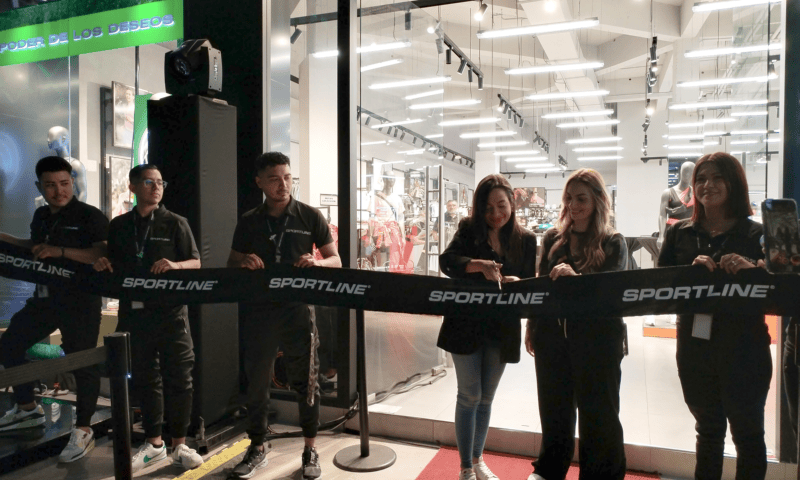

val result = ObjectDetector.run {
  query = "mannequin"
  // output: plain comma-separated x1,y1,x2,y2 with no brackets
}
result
36,126,87,208
657,161,695,249
368,175,409,272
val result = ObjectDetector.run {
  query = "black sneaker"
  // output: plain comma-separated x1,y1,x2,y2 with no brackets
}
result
231,444,269,479
302,446,322,479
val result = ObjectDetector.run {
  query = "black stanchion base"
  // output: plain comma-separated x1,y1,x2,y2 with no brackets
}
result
333,444,397,472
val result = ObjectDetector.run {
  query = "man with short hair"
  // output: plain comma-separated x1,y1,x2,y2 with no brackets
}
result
228,152,341,479
445,199,460,223
0,156,108,463
93,164,204,472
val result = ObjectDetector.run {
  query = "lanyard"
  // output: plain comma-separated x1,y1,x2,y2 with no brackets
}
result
133,212,155,265
41,217,61,245
267,215,291,263
696,230,731,262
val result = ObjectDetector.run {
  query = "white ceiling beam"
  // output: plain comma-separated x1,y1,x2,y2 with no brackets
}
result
592,0,680,42
596,35,674,78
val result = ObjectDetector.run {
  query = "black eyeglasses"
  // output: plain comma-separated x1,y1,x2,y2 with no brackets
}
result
140,179,168,189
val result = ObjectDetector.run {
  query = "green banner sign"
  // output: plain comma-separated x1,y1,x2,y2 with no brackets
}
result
0,0,182,67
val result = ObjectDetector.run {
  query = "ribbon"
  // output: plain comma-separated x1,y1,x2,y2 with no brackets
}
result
1,240,799,318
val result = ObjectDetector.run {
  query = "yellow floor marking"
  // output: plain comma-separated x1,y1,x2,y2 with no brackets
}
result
174,438,251,480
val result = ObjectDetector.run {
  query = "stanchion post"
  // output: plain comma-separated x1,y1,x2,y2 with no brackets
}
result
106,332,132,480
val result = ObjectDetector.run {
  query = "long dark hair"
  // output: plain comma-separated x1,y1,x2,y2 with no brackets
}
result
549,168,614,271
465,174,526,262
691,152,752,222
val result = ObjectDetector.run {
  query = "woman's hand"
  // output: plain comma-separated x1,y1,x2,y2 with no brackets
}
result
692,255,716,272
719,253,755,274
524,319,535,357
466,259,502,282
502,275,521,283
550,259,577,280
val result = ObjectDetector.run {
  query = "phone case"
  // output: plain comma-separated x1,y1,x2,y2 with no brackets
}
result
762,199,800,273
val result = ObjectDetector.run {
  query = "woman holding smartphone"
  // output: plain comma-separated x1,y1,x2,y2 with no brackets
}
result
439,174,538,480
526,168,628,480
658,152,770,480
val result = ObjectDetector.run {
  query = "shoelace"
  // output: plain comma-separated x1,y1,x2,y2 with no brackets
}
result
474,461,496,479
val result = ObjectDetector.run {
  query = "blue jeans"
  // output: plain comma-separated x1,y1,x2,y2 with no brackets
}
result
452,345,507,469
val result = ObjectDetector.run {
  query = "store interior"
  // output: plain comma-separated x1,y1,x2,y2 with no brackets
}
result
0,0,789,476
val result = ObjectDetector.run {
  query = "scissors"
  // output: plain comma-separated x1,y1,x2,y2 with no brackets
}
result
492,260,502,291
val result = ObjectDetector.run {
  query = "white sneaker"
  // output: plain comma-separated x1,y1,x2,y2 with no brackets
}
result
527,473,546,480
131,442,167,473
171,443,204,470
459,468,477,480
473,457,499,480
58,428,95,463
0,404,45,431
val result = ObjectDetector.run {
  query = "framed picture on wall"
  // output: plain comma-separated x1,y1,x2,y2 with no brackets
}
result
106,155,133,219
112,81,149,148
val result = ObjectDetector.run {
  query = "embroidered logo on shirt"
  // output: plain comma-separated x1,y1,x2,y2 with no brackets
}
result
286,229,311,235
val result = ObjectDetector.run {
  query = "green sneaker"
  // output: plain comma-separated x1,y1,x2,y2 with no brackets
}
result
131,441,167,473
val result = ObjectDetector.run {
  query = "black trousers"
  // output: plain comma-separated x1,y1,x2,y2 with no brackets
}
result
117,310,195,439
783,320,798,440
531,317,626,480
676,315,772,480
241,304,319,445
0,297,101,427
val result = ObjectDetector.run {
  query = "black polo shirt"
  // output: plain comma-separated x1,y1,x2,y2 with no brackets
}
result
658,218,764,268
29,196,108,307
108,204,200,317
231,197,333,310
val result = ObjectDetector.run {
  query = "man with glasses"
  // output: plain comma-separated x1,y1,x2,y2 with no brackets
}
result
0,156,108,463
94,164,204,473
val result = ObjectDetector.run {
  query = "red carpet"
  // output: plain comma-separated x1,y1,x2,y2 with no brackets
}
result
415,446,659,479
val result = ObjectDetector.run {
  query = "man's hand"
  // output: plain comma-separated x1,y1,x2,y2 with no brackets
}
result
32,244,62,261
151,258,180,274
94,257,113,272
295,253,319,268
239,253,265,270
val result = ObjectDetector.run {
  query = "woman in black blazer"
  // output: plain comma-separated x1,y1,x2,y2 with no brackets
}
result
438,174,538,480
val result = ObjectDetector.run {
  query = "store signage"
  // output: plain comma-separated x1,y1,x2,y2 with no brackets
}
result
0,0,183,67
320,194,338,206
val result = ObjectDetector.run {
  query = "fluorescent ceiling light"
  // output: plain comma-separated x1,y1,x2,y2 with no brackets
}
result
565,136,622,144
426,134,444,139
669,122,705,129
525,167,562,173
669,99,769,110
668,152,703,158
677,74,777,88
506,62,604,76
730,151,752,155
542,109,614,119
730,140,759,145
731,129,768,135
440,117,500,127
460,131,515,139
478,141,529,148
515,163,552,168
359,41,412,53
405,89,444,100
667,145,706,150
557,119,620,128
361,59,404,72
369,76,452,90
360,141,386,146
494,150,542,156
693,0,780,14
506,157,548,162
577,156,622,161
312,50,339,58
703,118,736,124
573,146,623,152
477,17,599,39
765,138,780,143
668,134,705,140
371,119,424,129
527,90,609,102
409,99,481,110
398,149,426,155
703,131,727,136
685,43,781,59
731,111,768,116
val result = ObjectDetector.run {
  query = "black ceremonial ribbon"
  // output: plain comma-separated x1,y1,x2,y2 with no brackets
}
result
1,240,799,318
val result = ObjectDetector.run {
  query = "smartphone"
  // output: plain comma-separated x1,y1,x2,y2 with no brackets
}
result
762,199,800,273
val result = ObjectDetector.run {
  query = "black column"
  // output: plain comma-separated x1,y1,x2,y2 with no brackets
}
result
183,0,264,215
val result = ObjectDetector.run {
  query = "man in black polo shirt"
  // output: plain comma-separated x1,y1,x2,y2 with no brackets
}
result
0,156,108,463
227,152,341,479
93,164,204,473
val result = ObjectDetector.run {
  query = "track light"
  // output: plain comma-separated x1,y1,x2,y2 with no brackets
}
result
435,38,444,54
502,103,509,114
405,11,412,30
457,58,467,74
400,132,406,141
519,118,524,127
290,27,302,44
365,116,371,126
523,173,526,179
475,1,488,21
446,49,452,64
468,69,474,82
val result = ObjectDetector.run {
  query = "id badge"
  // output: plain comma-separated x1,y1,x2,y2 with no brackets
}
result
131,301,144,310
692,314,713,340
36,284,49,298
